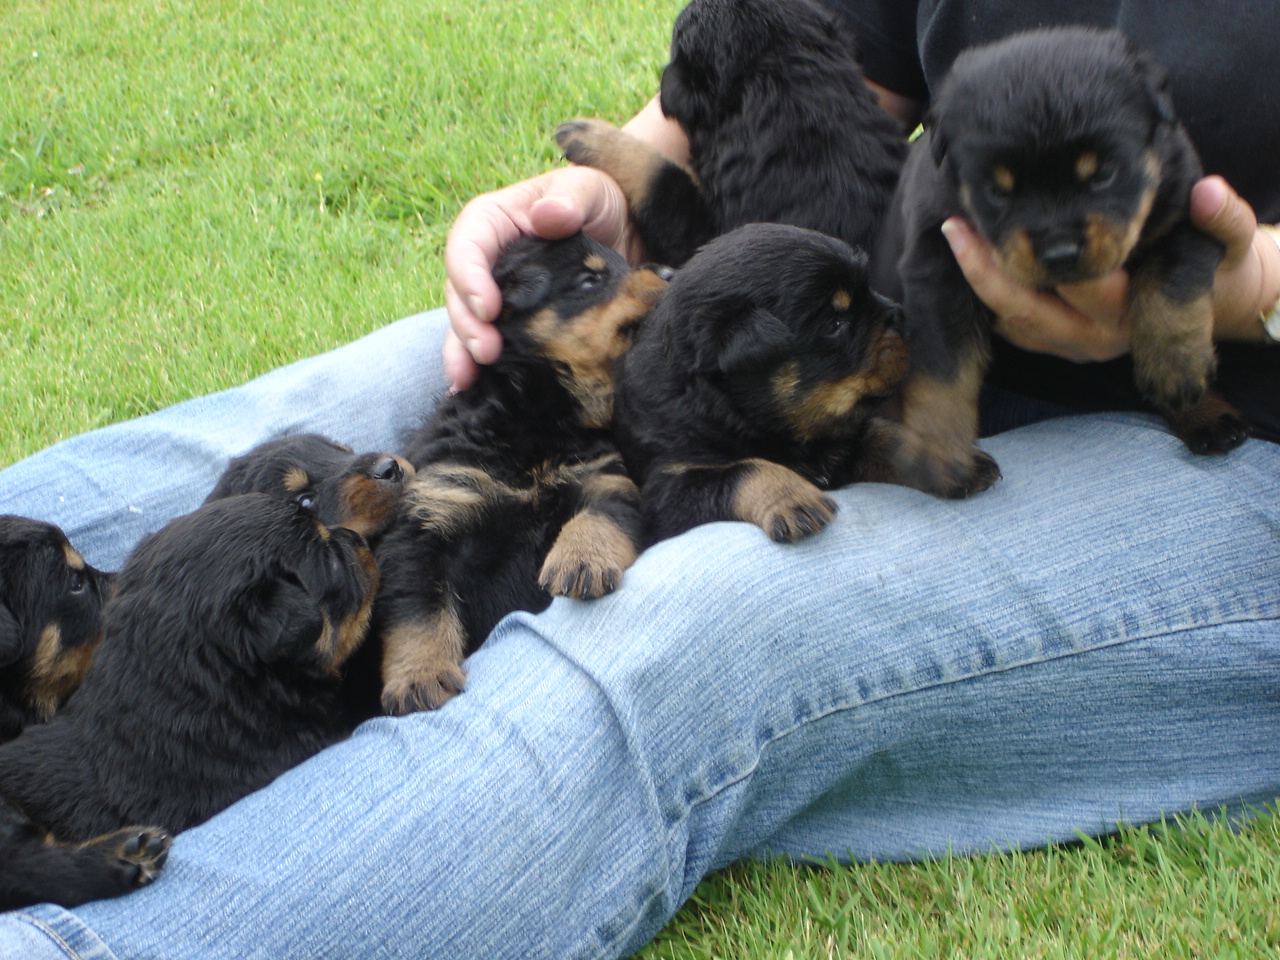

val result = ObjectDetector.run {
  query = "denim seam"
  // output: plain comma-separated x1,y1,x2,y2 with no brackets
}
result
12,913,83,960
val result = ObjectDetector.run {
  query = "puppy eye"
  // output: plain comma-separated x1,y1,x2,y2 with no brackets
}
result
294,492,317,512
577,270,603,290
1090,163,1117,191
68,571,87,595
984,180,1012,206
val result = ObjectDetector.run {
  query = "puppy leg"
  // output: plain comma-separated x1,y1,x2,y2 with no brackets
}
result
539,455,644,599
1127,225,1248,453
0,799,171,911
644,458,837,544
554,118,712,266
379,599,469,716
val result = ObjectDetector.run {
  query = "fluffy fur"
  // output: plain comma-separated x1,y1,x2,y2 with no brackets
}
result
870,26,1248,498
371,232,669,714
613,222,909,543
0,493,379,910
0,517,113,742
555,0,905,267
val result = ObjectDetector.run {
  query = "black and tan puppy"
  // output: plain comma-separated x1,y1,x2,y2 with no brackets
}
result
373,232,668,714
0,492,379,910
613,222,909,544
0,517,113,742
555,0,905,268
871,26,1248,498
205,432,413,538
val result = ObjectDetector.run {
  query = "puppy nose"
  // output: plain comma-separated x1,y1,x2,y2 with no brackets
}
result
370,457,404,483
1040,242,1083,274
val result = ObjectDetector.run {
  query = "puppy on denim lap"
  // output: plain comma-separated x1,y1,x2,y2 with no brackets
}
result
0,492,380,911
613,222,909,544
555,0,905,268
372,232,668,715
0,517,113,742
871,26,1248,499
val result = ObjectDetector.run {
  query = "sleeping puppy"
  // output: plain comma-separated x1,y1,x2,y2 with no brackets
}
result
205,433,413,538
613,222,909,544
0,517,113,742
0,492,379,910
373,232,668,714
870,26,1248,498
554,0,905,268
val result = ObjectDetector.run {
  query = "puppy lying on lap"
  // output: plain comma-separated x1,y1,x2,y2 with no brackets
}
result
373,232,669,715
0,492,381,911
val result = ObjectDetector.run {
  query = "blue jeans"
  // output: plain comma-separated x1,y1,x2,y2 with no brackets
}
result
2,308,1278,960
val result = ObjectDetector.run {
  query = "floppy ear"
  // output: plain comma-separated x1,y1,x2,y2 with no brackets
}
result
249,574,325,663
715,308,795,376
495,262,552,313
926,117,949,166
1130,45,1177,127
0,602,24,668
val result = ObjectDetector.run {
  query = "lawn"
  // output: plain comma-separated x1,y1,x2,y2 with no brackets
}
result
2,1,1276,957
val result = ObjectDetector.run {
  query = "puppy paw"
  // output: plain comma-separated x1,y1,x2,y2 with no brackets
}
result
85,826,172,891
381,661,468,715
539,511,639,599
1165,390,1251,455
891,443,1001,499
733,460,838,542
553,118,622,167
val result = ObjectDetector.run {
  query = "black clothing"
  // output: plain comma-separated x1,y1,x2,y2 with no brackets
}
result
819,0,1280,441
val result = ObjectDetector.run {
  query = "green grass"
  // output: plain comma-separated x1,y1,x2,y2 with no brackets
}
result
3,2,1277,957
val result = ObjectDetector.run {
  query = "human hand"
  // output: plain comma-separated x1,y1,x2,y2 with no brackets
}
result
442,165,638,390
940,175,1280,361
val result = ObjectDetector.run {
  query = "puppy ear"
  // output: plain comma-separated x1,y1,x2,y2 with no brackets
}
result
251,574,325,663
715,308,794,376
926,118,948,166
0,603,23,668
495,262,553,313
1127,41,1177,127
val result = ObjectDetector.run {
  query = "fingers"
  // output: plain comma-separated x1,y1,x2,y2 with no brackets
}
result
942,217,1131,362
1190,175,1258,265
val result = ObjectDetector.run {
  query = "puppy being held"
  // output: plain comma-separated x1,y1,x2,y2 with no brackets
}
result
555,0,905,268
872,26,1248,499
0,517,113,742
613,222,909,544
373,231,668,715
0,492,379,911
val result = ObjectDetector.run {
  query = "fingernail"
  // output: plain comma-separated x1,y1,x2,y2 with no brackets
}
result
468,295,487,324
940,218,966,255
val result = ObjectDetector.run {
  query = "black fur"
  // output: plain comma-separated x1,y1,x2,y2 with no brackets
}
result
870,26,1247,499
0,493,379,910
555,0,905,267
613,222,909,543
0,516,112,742
371,232,668,715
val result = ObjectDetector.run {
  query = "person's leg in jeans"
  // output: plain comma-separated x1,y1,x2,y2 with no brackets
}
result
1,378,1276,958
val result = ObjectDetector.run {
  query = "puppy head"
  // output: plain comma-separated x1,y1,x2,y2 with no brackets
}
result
660,0,855,133
655,222,908,440
113,494,378,676
205,434,413,539
0,516,113,732
493,232,670,428
931,27,1176,287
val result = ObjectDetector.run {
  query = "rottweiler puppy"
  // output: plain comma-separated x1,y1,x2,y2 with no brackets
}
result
205,432,414,538
0,517,113,742
613,222,909,544
554,0,905,268
373,232,668,714
0,492,379,910
870,26,1248,499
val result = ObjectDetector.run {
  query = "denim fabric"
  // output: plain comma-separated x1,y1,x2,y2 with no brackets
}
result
1,309,1278,960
